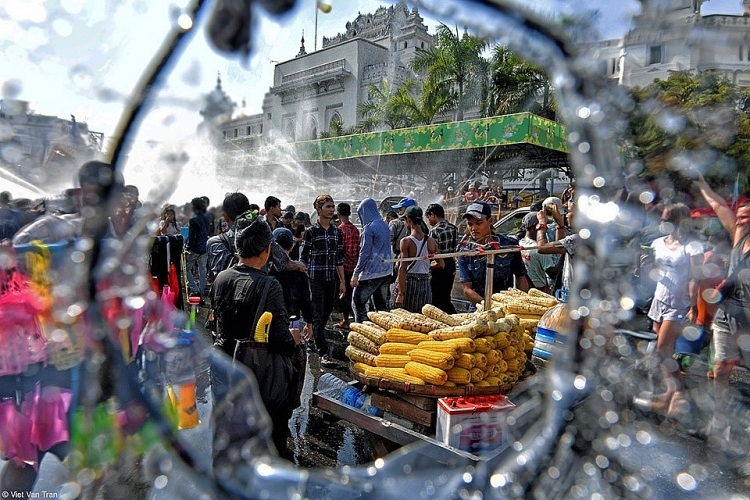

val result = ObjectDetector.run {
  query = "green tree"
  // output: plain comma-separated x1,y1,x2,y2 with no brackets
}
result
483,45,553,119
410,23,487,121
359,77,400,132
628,70,750,187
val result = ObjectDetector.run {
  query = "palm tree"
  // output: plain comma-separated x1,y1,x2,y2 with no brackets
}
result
411,23,487,121
484,45,553,119
359,77,398,132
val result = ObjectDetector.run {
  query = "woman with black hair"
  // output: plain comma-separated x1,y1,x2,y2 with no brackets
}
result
211,211,299,458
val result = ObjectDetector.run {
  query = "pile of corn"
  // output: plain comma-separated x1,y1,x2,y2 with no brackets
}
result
344,288,559,388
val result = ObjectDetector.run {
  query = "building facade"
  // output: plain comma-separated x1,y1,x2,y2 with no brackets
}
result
597,0,750,88
213,0,433,147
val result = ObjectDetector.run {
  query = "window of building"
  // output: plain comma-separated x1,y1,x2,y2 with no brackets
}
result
234,128,238,138
246,126,251,135
223,131,227,139
421,42,424,49
740,45,744,62
648,45,663,65
267,113,271,120
259,124,263,133
404,41,407,49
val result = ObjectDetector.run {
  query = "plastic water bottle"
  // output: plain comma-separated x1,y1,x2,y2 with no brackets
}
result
318,373,350,399
361,395,384,417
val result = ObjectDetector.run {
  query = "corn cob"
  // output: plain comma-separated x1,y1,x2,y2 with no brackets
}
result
523,334,535,351
474,337,494,354
408,348,455,370
429,324,475,341
254,311,273,342
484,376,502,386
374,354,412,368
450,313,475,324
528,288,559,302
524,295,558,308
494,332,511,349
415,341,462,358
502,346,518,360
470,319,492,336
364,366,425,385
503,300,548,317
350,322,388,345
495,358,508,373
445,367,471,384
485,349,501,365
494,318,512,333
475,380,491,387
345,345,376,366
352,362,370,374
422,304,464,326
506,359,520,373
387,311,444,333
386,328,430,344
443,381,457,387
504,288,528,297
362,321,387,332
378,342,416,356
347,332,380,356
487,363,502,377
402,313,446,333
504,314,520,331
389,308,412,317
477,310,498,323
469,367,485,383
443,337,475,353
455,353,476,369
367,311,406,331
516,351,528,364
472,352,488,369
519,318,540,332
404,362,448,385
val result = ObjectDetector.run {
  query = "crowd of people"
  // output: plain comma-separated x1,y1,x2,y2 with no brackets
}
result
1,158,749,486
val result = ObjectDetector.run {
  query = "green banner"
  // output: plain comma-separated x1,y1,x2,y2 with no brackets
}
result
231,112,567,166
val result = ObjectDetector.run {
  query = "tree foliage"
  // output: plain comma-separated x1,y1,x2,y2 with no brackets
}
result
628,70,750,187
410,23,487,121
483,45,554,119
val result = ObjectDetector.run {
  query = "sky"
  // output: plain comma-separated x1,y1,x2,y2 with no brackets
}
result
0,0,746,202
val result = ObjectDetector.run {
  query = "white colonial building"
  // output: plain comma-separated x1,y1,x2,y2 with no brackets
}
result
210,0,433,147
597,0,750,88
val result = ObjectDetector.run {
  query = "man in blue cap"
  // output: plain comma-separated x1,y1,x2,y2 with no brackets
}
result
389,197,416,258
458,201,529,310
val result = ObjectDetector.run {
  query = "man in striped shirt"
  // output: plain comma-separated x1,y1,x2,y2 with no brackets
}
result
301,194,345,367
426,203,458,314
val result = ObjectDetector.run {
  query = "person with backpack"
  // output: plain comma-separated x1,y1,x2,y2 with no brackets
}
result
185,197,211,300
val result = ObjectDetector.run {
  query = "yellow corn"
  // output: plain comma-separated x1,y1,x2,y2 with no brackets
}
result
254,311,273,342
516,351,528,364
444,337,475,353
422,304,464,326
502,346,518,360
495,359,508,373
487,363,502,376
474,337,494,354
472,352,487,368
445,367,472,384
506,359,520,373
367,311,406,331
485,349,501,365
408,348,455,370
404,362,448,385
443,381,457,387
469,367,485,383
455,353,476,369
352,362,370,374
415,341,462,358
378,342,416,356
374,354,412,368
494,332,511,349
484,376,502,386
475,380,491,387
350,322,388,345
347,332,380,356
386,328,430,344
429,324,475,340
345,345,376,366
364,367,425,385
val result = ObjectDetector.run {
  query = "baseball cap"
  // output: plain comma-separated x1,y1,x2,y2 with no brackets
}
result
543,197,565,215
521,212,539,230
392,197,416,209
404,205,423,221
462,201,492,220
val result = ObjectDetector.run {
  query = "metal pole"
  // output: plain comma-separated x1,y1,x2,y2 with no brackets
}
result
484,253,495,309
315,4,318,51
